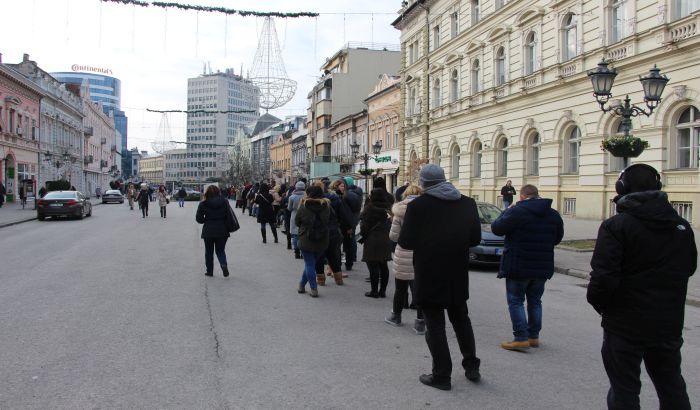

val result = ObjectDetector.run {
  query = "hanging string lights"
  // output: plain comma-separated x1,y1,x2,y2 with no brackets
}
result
100,0,319,18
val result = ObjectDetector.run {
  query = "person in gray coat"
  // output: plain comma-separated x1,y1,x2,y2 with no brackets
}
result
287,181,306,259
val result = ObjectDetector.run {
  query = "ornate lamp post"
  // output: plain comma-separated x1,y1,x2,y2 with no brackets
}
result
350,139,383,196
588,60,669,167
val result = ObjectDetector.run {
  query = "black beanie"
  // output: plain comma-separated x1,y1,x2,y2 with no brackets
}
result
621,164,660,193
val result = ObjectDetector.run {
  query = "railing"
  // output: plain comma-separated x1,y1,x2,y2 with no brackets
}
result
524,76,538,88
670,21,698,42
560,63,577,78
607,46,628,61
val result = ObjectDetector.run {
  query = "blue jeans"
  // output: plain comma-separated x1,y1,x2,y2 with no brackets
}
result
178,198,184,207
502,200,511,210
299,250,321,290
291,234,299,250
203,237,228,274
506,278,546,341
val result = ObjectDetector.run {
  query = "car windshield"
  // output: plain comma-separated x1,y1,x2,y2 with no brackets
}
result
44,192,77,199
477,203,502,224
105,190,121,194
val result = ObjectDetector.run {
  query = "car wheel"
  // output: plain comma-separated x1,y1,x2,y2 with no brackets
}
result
77,207,84,220
38,215,45,221
87,206,92,217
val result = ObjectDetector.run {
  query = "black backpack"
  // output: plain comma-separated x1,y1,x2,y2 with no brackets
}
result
308,209,328,242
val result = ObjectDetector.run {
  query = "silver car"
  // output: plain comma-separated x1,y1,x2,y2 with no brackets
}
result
102,189,124,204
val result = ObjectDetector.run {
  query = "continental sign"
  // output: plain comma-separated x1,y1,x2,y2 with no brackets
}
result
71,64,114,75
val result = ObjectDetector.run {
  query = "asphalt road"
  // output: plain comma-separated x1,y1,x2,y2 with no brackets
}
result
0,200,698,409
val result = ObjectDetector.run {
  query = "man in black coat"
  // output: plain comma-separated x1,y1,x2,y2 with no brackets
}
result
500,180,516,209
491,184,563,351
398,164,482,391
342,176,363,271
588,163,695,410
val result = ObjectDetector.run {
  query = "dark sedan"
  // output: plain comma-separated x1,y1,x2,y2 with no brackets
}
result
37,191,92,220
469,202,505,267
101,189,124,204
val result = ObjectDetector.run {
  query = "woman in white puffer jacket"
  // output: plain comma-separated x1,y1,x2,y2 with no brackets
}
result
385,184,425,334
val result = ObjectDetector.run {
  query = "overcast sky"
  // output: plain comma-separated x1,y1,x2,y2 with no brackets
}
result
2,0,401,151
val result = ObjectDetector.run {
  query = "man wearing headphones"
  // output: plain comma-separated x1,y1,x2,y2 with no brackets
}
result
588,163,695,410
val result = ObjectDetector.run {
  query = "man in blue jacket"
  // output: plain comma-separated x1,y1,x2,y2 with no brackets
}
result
491,184,564,350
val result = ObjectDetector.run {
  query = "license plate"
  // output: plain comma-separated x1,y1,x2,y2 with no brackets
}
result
495,248,503,256
50,203,62,207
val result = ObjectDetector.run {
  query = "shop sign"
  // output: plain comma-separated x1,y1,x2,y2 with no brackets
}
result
375,156,392,163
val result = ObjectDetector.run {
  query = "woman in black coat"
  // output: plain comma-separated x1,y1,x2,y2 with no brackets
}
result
255,182,278,243
135,185,150,218
195,185,230,277
361,188,393,298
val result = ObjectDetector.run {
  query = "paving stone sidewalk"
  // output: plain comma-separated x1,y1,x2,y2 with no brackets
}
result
556,217,700,306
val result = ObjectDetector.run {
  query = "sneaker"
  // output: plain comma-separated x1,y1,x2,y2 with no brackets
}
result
204,272,213,277
221,265,229,278
385,312,402,326
364,291,379,298
419,374,451,391
465,368,481,382
297,285,306,294
413,319,426,335
528,338,540,348
309,288,319,298
501,340,530,351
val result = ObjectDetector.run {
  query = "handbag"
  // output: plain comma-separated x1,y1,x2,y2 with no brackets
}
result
225,202,240,233
166,198,170,204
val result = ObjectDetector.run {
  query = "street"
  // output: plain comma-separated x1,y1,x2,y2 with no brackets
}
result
0,201,698,409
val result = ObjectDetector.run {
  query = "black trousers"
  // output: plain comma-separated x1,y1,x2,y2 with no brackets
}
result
140,202,148,217
422,303,479,382
601,331,690,410
342,229,357,267
315,234,342,274
366,261,389,293
160,206,166,217
394,279,422,319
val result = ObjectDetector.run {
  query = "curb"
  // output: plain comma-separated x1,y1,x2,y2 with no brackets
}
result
554,266,700,308
556,245,594,253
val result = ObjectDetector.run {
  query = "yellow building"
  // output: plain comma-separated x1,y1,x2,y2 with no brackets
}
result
270,131,292,184
139,155,164,185
394,0,700,224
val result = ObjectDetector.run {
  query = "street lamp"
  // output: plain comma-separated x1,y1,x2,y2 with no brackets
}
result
588,60,669,166
350,138,383,196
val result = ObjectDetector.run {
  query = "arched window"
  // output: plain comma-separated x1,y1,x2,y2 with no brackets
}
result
433,147,442,166
495,47,506,86
496,137,508,177
432,78,441,108
450,144,461,180
527,132,540,176
471,59,481,94
524,32,537,75
676,106,700,168
562,13,577,61
450,70,459,103
472,141,482,177
566,126,581,174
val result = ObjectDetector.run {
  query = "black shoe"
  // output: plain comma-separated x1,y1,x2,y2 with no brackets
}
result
345,264,353,271
364,276,371,283
365,291,379,298
294,249,302,259
222,265,229,278
378,290,386,298
465,368,481,382
419,374,451,391
385,312,402,326
409,303,417,310
205,272,213,277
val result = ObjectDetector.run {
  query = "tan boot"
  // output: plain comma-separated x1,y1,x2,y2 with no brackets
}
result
528,338,540,348
500,340,530,351
333,272,344,285
316,273,326,286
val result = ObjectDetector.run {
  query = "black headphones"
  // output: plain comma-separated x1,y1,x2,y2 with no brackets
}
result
615,163,662,195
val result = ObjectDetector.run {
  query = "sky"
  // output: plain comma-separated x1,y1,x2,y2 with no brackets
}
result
2,0,401,151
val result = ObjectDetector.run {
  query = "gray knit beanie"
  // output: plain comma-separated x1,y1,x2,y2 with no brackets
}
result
420,164,446,188
295,181,306,190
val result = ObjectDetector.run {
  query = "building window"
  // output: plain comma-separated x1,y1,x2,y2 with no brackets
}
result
433,147,442,166
408,43,415,65
496,137,508,177
471,0,480,25
676,106,700,168
394,129,399,148
562,13,577,61
528,132,540,176
450,145,461,180
566,126,581,174
472,141,482,177
672,0,700,21
450,12,459,38
432,78,441,108
524,32,537,75
495,47,506,86
611,0,629,43
450,70,459,103
495,0,505,10
433,25,440,50
407,87,416,116
471,60,481,94
563,198,577,216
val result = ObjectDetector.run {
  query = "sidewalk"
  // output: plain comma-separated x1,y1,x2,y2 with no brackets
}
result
556,217,700,307
0,197,104,228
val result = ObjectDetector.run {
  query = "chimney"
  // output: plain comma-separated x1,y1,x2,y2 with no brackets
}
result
0,52,3,63
23,53,30,62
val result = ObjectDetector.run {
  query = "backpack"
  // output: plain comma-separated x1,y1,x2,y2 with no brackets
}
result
308,209,328,242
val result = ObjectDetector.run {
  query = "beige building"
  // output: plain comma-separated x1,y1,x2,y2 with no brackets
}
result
394,0,700,224
366,74,402,190
270,131,292,184
139,155,164,185
82,90,117,197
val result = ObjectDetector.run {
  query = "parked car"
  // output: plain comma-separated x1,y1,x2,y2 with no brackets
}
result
469,201,505,266
37,191,92,220
101,189,124,204
184,190,201,201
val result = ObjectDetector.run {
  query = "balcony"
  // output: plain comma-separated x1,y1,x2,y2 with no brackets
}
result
84,126,93,137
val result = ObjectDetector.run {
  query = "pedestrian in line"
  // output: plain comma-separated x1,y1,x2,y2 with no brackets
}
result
177,186,187,207
394,181,410,203
127,184,136,210
361,188,393,298
500,180,516,209
588,164,695,410
95,186,101,199
248,182,259,217
490,184,564,351
240,183,251,213
255,182,278,243
398,163,482,390
385,183,425,334
281,183,294,249
316,180,352,286
342,177,363,270
148,185,154,202
157,185,169,218
19,186,26,208
195,185,231,278
372,176,395,205
288,181,306,259
136,184,150,218
271,182,283,226
295,185,330,298
0,182,5,208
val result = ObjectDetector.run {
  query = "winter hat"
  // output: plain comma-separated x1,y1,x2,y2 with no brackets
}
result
295,181,306,190
306,185,324,199
343,176,354,187
420,164,446,188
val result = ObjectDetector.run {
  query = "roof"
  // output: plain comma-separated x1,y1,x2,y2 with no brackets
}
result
252,113,282,136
